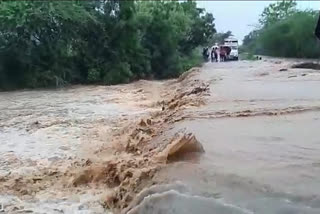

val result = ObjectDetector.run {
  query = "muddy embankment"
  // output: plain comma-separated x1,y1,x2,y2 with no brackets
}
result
71,68,210,213
0,67,210,213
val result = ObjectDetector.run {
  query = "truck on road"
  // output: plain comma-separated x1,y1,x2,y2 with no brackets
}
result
223,37,239,60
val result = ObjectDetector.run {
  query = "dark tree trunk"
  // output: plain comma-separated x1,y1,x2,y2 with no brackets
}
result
315,12,320,40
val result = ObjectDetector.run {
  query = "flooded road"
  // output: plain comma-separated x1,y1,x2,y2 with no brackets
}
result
148,60,320,214
1,59,320,213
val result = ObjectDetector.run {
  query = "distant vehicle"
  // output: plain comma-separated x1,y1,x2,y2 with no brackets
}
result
223,37,239,60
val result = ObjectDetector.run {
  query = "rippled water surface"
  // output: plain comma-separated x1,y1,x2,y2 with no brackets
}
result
0,84,156,213
2,59,320,213
139,60,320,214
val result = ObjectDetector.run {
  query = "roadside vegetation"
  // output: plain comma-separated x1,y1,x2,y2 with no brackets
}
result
0,1,216,90
239,52,258,61
210,31,233,45
242,0,320,59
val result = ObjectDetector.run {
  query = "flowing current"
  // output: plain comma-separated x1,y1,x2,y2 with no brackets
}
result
1,59,320,213
132,59,320,214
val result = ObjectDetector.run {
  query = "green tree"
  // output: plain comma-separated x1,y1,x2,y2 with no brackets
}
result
258,11,320,58
136,1,216,78
0,1,93,89
210,31,233,45
242,0,320,59
0,0,216,90
259,0,297,27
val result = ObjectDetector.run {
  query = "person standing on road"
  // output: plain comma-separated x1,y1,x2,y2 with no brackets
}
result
202,47,209,61
214,47,219,62
220,47,226,62
211,47,216,62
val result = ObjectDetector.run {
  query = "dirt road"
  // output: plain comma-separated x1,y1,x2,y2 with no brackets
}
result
1,58,320,213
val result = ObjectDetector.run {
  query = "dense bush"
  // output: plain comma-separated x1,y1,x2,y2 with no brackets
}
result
0,1,216,90
259,11,320,58
242,0,320,58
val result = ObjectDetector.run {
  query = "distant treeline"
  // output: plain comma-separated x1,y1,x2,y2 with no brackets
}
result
242,0,320,58
0,1,216,90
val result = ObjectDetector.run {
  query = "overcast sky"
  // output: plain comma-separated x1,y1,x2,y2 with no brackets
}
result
197,1,319,43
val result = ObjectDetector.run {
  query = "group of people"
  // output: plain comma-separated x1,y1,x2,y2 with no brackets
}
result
202,46,227,62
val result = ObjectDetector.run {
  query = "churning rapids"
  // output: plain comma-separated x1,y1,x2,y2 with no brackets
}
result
1,58,320,214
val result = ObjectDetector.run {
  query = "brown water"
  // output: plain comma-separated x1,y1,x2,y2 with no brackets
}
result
2,59,320,213
0,82,164,213
135,60,320,214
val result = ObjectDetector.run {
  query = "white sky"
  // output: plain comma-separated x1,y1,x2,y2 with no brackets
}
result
197,1,319,43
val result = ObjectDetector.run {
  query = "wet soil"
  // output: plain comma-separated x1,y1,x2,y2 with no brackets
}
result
292,62,320,70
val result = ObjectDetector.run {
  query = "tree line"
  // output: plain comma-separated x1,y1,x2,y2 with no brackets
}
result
0,1,216,90
242,0,320,59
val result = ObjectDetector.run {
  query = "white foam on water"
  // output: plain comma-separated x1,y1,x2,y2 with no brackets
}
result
126,183,253,214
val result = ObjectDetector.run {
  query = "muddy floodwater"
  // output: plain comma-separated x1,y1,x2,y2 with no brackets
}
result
0,82,164,213
1,59,320,213
152,60,320,214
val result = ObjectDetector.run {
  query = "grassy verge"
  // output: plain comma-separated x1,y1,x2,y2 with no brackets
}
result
239,52,259,61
